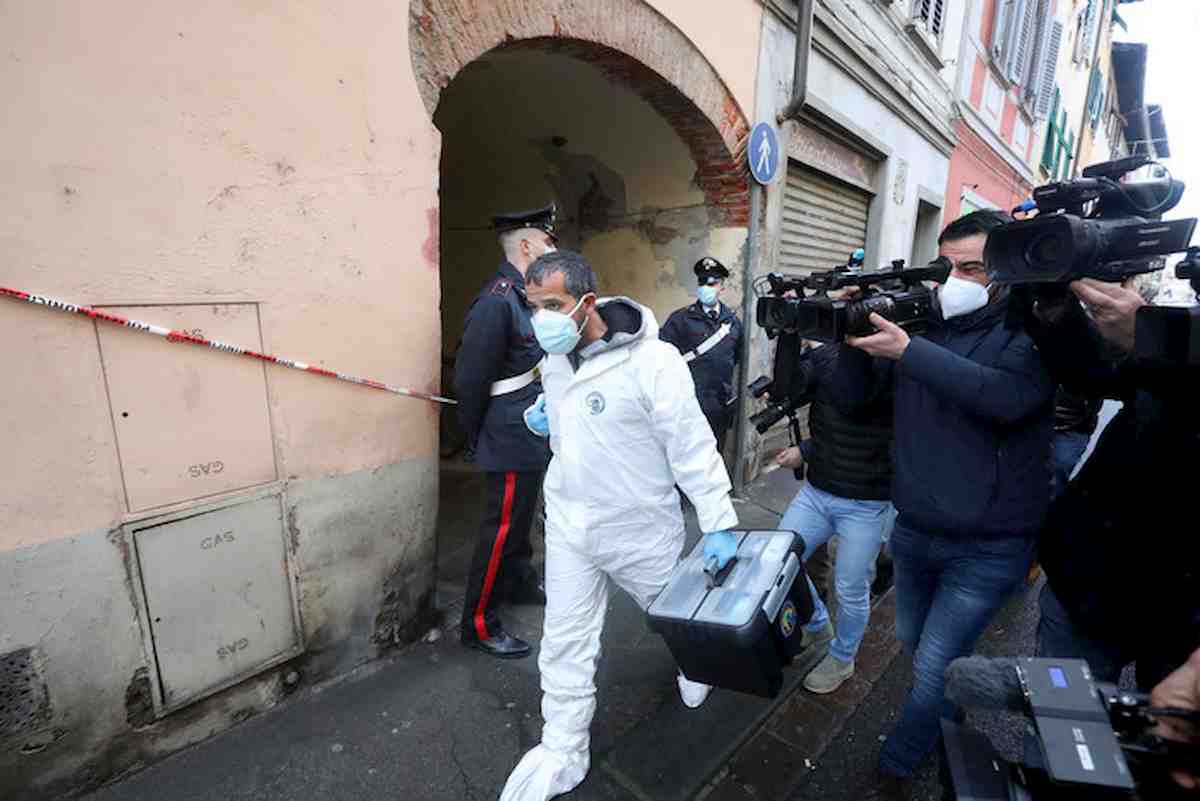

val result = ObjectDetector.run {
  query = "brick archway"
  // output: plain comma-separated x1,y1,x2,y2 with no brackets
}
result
409,0,750,225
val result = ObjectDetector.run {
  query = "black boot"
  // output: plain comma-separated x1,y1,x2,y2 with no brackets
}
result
461,627,531,659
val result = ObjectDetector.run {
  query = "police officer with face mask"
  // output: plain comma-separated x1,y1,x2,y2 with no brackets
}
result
659,257,744,452
453,204,556,660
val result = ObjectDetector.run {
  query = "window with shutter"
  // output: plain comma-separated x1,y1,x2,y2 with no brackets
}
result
911,0,946,38
1073,0,1102,65
1041,89,1060,171
1060,128,1075,179
1086,67,1105,130
1008,0,1038,84
1034,21,1063,118
991,0,1014,68
1023,0,1052,102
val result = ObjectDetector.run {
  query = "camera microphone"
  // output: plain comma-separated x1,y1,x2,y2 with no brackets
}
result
944,656,1027,713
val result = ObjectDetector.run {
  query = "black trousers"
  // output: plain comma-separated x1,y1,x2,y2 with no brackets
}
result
462,470,542,641
703,404,734,454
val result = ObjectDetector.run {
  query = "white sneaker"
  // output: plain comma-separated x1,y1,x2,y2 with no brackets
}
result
677,671,712,708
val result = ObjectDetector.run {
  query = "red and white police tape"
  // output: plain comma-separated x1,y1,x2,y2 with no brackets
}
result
0,286,456,405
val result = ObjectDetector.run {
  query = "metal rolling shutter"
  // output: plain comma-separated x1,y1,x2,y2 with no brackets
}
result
779,163,871,273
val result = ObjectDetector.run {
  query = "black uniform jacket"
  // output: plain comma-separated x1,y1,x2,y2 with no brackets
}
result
659,301,743,415
454,261,551,472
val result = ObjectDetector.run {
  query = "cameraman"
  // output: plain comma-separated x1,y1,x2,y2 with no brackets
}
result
835,210,1056,792
1025,277,1200,691
770,339,895,696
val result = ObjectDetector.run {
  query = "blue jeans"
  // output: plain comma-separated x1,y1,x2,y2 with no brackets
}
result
1050,430,1089,501
778,483,895,663
879,521,1034,777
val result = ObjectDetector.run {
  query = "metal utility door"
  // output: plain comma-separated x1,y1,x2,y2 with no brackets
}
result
97,303,277,512
133,494,301,711
779,163,871,272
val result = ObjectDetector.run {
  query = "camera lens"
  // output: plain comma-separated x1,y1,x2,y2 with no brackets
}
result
1029,232,1061,265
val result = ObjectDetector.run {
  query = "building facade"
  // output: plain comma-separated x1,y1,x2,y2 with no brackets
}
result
742,0,964,466
0,2,761,797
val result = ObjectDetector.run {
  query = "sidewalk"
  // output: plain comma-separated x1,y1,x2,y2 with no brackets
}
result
80,468,894,801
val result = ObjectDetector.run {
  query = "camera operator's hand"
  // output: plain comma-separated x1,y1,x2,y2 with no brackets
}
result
1070,279,1146,354
1151,646,1200,791
846,313,911,361
774,446,803,470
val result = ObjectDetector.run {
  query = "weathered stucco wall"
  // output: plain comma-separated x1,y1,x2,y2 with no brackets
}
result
2,0,442,548
1,0,762,797
1,1,440,797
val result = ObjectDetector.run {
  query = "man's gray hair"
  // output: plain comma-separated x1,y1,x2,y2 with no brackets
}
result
527,250,598,299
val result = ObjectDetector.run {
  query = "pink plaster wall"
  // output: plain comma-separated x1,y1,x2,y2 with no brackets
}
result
0,0,764,552
0,1,441,548
643,0,762,115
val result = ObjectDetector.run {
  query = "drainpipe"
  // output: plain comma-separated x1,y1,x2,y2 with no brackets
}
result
777,0,816,124
733,184,762,497
734,0,813,494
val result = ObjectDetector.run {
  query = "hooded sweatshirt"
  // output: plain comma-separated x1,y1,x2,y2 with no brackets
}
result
541,297,737,535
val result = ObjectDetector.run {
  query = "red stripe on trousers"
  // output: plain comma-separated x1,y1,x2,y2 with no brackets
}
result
474,471,517,641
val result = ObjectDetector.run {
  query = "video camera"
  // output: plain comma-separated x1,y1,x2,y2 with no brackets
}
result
754,256,950,343
943,656,1200,800
746,331,816,465
986,156,1197,284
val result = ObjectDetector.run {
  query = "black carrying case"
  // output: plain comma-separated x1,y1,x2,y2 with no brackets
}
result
647,530,815,698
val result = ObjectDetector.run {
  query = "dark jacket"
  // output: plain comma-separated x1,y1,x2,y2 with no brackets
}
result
659,301,743,415
835,297,1055,539
804,344,893,501
1029,300,1200,657
1054,387,1102,434
453,261,551,473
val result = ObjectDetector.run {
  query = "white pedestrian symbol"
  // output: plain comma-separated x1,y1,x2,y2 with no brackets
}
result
756,130,773,176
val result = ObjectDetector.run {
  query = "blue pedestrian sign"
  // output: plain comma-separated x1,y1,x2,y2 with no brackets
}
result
748,122,780,185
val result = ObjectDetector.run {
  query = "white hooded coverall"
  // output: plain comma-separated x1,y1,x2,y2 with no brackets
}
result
499,298,737,801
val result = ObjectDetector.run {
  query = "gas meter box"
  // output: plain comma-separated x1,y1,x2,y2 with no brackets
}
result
647,529,814,698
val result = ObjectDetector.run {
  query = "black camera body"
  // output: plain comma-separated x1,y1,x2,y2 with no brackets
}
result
747,333,816,435
945,658,1200,801
986,156,1197,284
755,257,951,343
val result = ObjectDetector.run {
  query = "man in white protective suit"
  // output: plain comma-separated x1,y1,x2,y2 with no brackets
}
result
501,249,740,801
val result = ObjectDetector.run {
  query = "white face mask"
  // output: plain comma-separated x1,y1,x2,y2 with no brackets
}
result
939,276,990,319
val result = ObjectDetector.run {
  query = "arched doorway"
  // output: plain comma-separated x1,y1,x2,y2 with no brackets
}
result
412,0,750,615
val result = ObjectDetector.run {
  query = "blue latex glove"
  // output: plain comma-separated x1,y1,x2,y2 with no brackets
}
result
523,393,549,438
701,530,738,573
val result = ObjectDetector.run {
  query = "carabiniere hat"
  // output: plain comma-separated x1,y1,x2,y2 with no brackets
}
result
492,203,558,241
694,256,730,286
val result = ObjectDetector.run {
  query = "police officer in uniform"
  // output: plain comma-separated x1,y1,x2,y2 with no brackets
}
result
454,204,556,659
659,257,744,452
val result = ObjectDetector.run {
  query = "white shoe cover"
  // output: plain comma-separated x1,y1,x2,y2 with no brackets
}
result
677,672,712,709
498,744,589,801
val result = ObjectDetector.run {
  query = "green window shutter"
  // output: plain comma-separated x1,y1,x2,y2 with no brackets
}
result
1063,129,1075,178
1042,89,1061,170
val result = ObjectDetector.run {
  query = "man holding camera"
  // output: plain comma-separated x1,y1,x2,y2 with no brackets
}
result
1024,276,1200,691
770,339,896,696
836,210,1056,793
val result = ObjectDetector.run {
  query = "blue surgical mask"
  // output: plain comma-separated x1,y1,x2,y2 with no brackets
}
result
532,294,591,354
698,285,719,307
